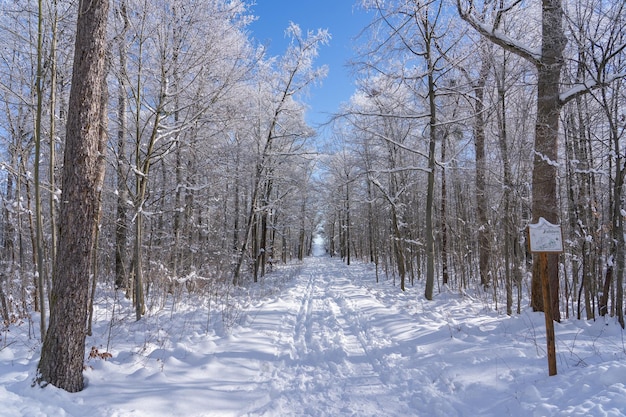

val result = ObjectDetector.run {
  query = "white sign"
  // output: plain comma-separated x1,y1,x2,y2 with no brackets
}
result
528,217,563,253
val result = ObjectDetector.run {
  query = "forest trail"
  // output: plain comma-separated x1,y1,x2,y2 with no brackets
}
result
248,255,419,416
3,251,626,417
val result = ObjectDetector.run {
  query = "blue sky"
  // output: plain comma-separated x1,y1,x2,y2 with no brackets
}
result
248,1,371,127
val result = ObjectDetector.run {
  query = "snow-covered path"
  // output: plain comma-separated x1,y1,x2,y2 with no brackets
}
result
249,257,416,416
2,253,626,416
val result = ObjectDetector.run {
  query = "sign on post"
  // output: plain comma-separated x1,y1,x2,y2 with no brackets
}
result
528,217,563,377
528,217,564,253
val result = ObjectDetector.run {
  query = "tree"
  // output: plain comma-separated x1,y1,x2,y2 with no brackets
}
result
357,0,459,299
458,0,626,321
461,38,492,290
457,0,565,321
493,50,528,315
34,0,47,337
37,0,109,393
113,0,130,291
232,23,328,285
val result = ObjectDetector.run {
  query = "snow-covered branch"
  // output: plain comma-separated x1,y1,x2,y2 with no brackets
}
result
457,1,541,66
534,150,559,168
560,72,626,105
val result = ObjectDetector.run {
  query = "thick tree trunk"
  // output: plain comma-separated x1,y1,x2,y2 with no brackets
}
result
530,0,567,322
37,0,109,392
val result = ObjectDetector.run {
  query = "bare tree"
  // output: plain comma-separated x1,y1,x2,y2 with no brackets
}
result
113,0,130,291
232,23,329,285
355,0,461,299
458,0,626,320
37,0,109,393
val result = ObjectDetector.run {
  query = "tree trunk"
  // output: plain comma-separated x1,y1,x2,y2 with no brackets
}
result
252,214,259,282
34,0,46,337
495,60,514,315
366,179,376,264
232,142,241,253
440,132,449,287
424,35,437,301
529,0,567,322
391,206,406,291
2,152,15,266
37,0,109,392
133,211,145,320
345,180,351,266
474,54,491,289
298,197,306,261
48,0,59,294
114,0,129,290
610,110,625,327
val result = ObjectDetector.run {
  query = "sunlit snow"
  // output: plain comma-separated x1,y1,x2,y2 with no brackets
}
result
1,248,626,416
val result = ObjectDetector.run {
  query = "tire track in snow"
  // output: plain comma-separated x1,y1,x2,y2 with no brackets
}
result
314,264,398,385
257,257,413,416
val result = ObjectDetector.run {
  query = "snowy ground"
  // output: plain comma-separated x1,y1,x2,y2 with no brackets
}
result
2,245,626,416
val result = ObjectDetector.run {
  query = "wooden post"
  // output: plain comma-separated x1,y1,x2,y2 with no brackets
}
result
528,217,562,377
539,252,557,376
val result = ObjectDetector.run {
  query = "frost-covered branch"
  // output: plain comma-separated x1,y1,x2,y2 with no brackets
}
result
560,72,626,105
456,0,541,66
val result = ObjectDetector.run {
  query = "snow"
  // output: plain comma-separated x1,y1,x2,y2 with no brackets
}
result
2,242,626,416
534,150,560,168
560,72,626,104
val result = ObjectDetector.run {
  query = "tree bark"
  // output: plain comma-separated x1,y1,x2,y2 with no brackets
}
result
424,32,437,301
529,0,567,321
48,0,59,295
114,0,129,290
37,0,109,393
458,0,566,320
495,58,518,314
608,100,626,327
473,53,491,289
34,0,46,337
440,132,449,287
